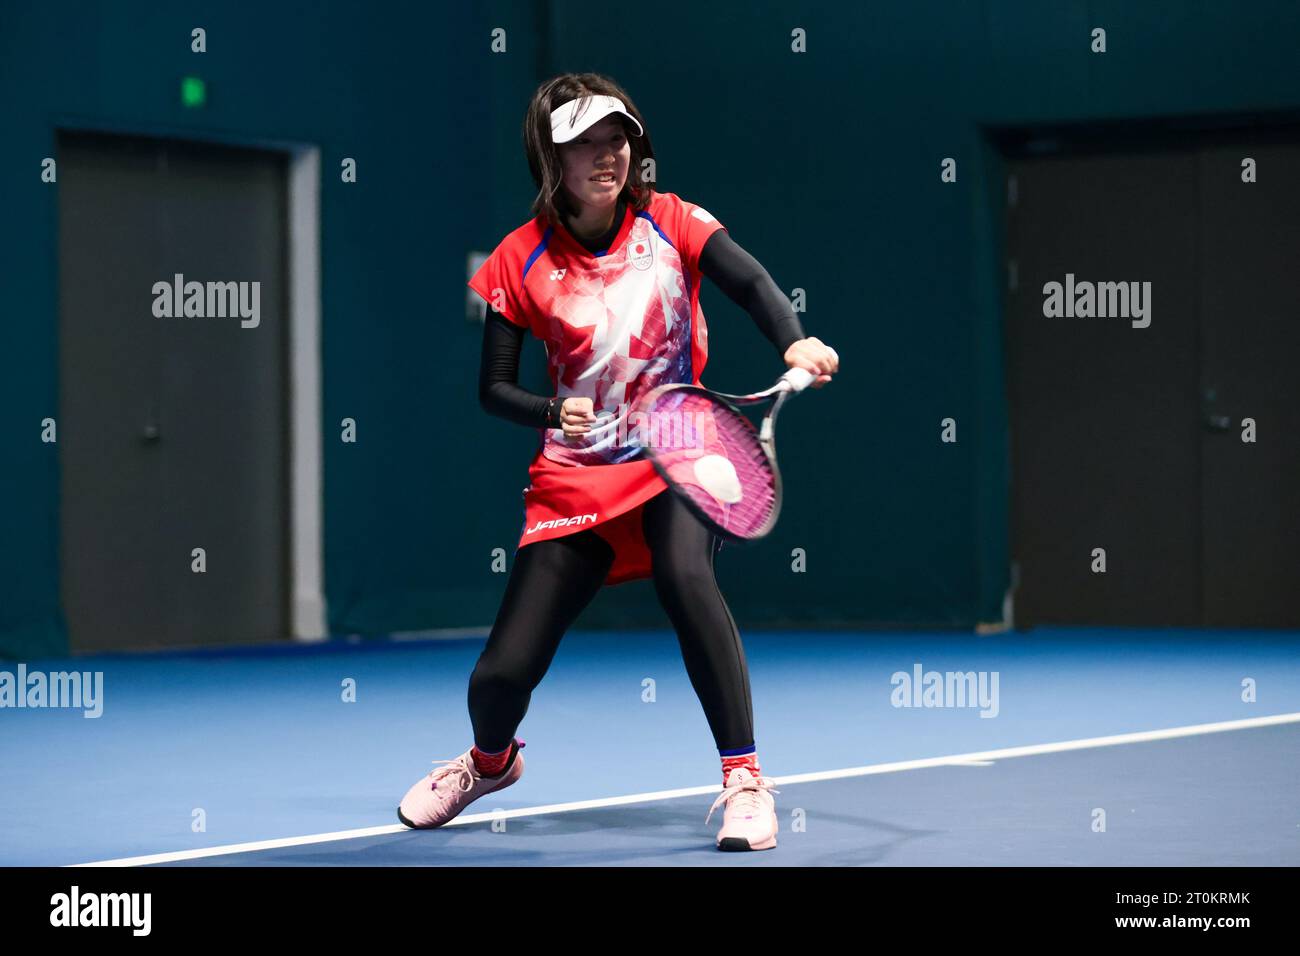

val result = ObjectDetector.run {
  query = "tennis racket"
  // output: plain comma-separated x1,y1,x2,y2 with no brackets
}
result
629,365,821,541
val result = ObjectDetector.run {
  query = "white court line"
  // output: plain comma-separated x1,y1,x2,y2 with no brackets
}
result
71,711,1300,867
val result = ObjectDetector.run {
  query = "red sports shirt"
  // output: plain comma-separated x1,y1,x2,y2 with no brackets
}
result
469,190,726,584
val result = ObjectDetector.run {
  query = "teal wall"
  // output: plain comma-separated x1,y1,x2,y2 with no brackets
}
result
3,1,1299,656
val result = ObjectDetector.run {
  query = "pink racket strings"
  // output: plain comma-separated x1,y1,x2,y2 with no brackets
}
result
635,388,779,539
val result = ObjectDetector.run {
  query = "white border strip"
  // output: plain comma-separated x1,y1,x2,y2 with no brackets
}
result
288,147,327,641
71,712,1300,867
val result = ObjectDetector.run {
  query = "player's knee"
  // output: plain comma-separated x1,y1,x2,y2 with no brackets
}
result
469,656,535,701
651,560,715,606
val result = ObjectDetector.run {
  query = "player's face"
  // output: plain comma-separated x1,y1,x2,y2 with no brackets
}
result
558,115,631,212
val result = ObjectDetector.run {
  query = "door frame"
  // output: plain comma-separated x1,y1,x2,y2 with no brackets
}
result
54,121,327,643
984,110,1300,631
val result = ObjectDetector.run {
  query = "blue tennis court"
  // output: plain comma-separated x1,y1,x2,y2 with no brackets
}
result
3,626,1296,867
5,3,1300,898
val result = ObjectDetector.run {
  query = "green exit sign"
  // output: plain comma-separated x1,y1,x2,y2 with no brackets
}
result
181,76,206,108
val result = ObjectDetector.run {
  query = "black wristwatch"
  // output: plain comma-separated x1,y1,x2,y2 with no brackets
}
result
545,397,562,429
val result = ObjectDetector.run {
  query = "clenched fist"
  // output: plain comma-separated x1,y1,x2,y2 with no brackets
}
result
560,397,597,437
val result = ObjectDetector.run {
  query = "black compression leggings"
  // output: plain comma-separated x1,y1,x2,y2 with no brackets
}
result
468,489,755,753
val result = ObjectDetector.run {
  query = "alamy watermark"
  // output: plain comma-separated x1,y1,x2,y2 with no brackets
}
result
50,886,150,935
1042,273,1150,328
890,663,999,718
152,273,260,328
618,404,708,455
0,664,104,718
563,403,711,457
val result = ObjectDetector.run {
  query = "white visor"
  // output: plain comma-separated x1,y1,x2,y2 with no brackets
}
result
550,94,644,144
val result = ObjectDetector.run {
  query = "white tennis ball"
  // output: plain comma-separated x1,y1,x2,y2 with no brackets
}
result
693,454,743,504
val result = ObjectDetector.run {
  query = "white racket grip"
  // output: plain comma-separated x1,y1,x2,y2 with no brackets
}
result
781,366,817,393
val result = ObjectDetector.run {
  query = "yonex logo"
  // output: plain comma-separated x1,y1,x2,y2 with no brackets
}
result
525,513,597,535
549,268,567,280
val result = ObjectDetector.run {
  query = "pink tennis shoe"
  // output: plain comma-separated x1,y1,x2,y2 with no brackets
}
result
706,766,781,851
397,740,525,829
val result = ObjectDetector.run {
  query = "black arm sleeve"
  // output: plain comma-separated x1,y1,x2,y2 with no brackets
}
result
697,229,807,357
478,311,561,429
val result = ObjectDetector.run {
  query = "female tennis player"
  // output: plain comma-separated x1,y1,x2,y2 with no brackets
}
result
398,73,838,851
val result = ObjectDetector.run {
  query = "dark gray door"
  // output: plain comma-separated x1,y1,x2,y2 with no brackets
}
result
1006,135,1300,628
58,132,289,652
1198,143,1300,627
1006,149,1202,627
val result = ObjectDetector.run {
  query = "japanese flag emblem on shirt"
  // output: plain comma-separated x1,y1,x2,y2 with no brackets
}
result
627,220,654,271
